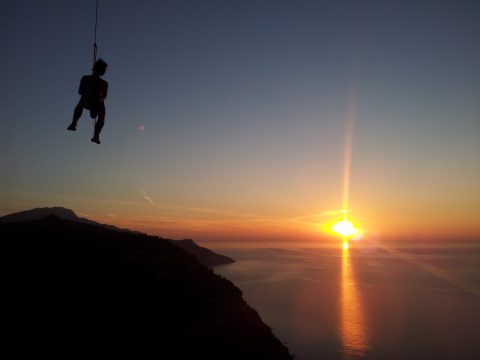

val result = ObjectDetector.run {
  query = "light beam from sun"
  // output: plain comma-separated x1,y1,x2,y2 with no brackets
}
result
337,77,359,247
342,83,357,214
319,75,362,246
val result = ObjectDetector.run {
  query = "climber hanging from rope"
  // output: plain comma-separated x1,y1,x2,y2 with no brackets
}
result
67,0,108,144
67,59,108,144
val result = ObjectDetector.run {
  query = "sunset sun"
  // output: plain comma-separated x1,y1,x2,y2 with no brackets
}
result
332,218,358,238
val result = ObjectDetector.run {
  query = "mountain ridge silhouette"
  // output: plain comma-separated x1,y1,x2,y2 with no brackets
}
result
2,216,293,359
0,206,234,267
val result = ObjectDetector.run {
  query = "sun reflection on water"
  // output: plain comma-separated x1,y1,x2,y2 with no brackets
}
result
340,246,369,359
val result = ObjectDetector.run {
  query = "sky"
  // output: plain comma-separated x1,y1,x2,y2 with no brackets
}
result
1,0,479,244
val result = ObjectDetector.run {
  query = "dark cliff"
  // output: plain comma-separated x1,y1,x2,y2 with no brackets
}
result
3,216,292,359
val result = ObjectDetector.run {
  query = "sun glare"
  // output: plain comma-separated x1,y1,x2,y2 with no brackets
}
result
333,218,358,238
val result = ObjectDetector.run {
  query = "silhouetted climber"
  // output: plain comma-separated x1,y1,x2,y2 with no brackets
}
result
67,59,108,144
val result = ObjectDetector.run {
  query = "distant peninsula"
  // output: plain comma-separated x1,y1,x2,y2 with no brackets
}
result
2,209,292,359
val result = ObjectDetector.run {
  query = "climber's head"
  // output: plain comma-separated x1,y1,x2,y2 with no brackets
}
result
93,59,108,76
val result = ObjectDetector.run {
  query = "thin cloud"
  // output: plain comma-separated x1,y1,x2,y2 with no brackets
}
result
140,190,155,206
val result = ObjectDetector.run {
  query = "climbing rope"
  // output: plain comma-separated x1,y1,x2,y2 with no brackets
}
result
93,0,99,65
92,0,100,136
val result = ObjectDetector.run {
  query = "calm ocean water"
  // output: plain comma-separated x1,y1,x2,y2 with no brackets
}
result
213,243,480,360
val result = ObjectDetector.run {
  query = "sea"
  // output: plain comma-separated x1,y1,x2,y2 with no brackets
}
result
212,242,480,360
